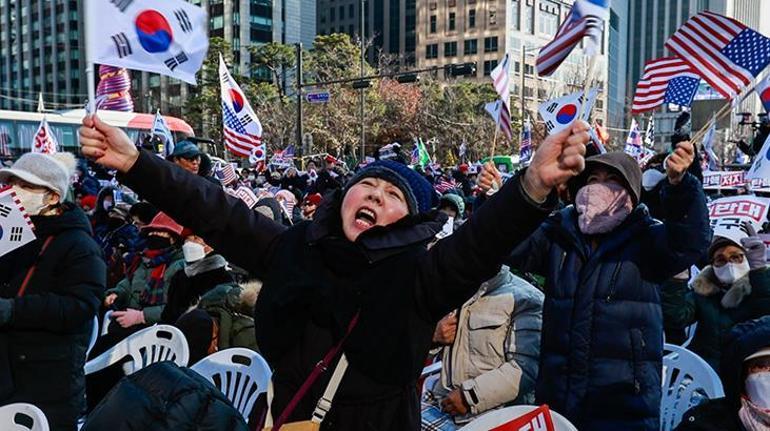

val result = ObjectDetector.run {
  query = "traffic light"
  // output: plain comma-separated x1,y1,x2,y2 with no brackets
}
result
446,62,477,77
396,73,420,84
351,80,371,89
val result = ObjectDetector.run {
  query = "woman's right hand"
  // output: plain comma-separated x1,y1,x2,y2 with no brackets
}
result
79,115,140,173
103,293,118,308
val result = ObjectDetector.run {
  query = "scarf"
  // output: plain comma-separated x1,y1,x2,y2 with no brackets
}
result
740,397,770,431
138,247,176,307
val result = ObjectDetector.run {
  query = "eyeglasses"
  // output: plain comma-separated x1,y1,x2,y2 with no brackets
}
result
713,253,745,267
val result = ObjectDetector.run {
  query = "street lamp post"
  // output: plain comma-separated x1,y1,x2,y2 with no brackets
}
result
520,45,538,126
359,0,366,162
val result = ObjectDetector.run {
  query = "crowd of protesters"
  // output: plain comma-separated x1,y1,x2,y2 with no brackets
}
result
0,113,766,431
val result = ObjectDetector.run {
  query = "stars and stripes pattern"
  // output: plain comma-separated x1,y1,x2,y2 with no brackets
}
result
219,54,263,158
665,11,770,100
32,118,58,154
519,118,533,165
490,54,513,140
536,0,608,77
214,162,238,186
434,178,457,194
624,119,643,160
631,57,700,114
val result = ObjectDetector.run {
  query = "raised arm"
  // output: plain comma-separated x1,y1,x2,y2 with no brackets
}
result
416,122,589,320
79,115,286,275
644,141,711,281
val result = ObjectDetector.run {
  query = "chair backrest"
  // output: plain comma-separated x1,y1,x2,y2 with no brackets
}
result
457,405,577,431
191,348,272,422
661,343,725,431
86,315,99,358
0,403,50,431
84,324,190,375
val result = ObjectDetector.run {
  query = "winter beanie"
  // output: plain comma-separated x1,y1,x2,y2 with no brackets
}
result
345,160,437,215
0,152,77,197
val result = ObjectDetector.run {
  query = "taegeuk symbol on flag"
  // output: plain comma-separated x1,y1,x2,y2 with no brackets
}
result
86,0,209,84
538,88,598,135
0,186,36,258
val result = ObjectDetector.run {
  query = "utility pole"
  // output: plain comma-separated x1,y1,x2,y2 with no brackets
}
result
359,0,366,162
296,43,303,157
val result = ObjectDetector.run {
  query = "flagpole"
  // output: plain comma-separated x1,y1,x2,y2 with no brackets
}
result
85,0,96,113
490,122,499,159
577,55,597,122
692,76,766,144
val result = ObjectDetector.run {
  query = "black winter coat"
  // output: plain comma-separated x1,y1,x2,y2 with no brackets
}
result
0,204,105,431
82,362,248,431
118,151,556,430
508,173,711,431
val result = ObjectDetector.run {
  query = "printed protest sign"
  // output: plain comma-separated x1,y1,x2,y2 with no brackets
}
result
708,195,770,245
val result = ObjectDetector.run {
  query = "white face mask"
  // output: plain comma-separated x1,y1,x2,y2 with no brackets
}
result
746,372,770,409
182,241,206,263
13,186,49,216
714,260,751,284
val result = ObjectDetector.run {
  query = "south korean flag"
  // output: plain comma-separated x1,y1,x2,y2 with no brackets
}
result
86,0,209,84
0,187,36,258
538,88,599,135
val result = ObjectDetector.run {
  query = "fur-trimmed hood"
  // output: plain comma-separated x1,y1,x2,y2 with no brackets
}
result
692,265,752,309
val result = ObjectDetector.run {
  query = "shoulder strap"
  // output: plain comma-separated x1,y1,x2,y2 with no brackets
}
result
311,354,349,424
272,311,359,429
17,235,55,297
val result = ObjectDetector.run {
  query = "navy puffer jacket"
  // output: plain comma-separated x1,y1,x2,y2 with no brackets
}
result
508,173,711,431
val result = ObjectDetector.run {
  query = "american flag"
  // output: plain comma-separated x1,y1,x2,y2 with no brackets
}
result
665,11,770,100
490,54,513,140
214,162,238,186
631,57,700,114
32,117,58,154
434,178,457,194
410,146,419,165
219,55,263,158
536,0,608,76
484,100,511,140
519,118,533,165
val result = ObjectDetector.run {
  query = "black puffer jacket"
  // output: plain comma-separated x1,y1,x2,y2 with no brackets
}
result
118,151,556,430
0,204,105,431
82,362,248,431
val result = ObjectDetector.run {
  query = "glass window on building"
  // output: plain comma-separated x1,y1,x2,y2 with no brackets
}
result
540,11,557,35
210,15,224,30
444,41,457,57
509,0,521,31
349,4,354,18
426,43,438,59
0,121,16,151
448,12,456,31
430,15,436,33
524,5,533,34
468,9,476,28
330,7,335,21
339,6,344,20
464,39,478,55
489,8,497,26
483,60,498,76
484,36,498,52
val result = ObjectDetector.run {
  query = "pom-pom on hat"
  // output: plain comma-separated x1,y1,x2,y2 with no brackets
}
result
345,160,437,215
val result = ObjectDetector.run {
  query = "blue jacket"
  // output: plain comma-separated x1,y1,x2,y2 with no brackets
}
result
508,173,711,431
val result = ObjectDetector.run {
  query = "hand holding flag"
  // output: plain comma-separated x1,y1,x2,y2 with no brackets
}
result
79,115,140,173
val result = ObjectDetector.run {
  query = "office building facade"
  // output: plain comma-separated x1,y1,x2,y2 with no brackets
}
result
415,0,609,125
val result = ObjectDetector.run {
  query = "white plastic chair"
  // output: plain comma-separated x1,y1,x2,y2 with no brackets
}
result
191,348,272,422
86,315,99,358
458,405,577,431
0,403,50,431
660,343,724,431
84,324,189,376
100,310,113,336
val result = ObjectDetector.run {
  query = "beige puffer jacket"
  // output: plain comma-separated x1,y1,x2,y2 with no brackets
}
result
429,266,544,422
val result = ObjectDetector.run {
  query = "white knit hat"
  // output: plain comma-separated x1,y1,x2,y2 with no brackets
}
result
0,152,77,197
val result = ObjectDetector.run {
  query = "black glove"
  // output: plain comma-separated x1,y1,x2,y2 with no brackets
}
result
0,298,13,327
